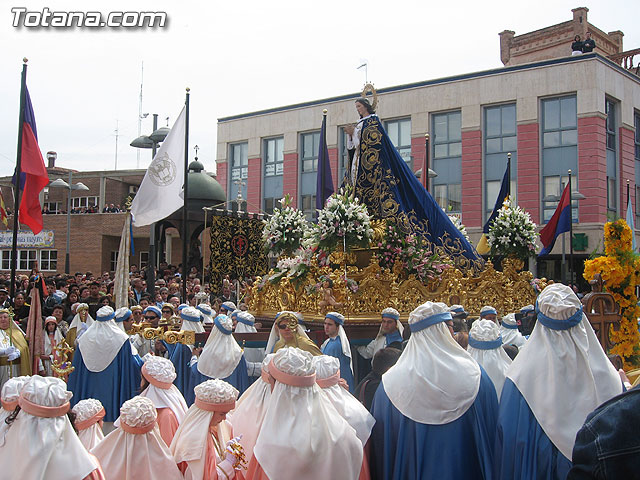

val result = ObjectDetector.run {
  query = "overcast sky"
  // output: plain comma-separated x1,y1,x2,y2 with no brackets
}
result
0,0,637,177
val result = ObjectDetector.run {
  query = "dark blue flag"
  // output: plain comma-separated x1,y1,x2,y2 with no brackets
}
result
316,113,334,211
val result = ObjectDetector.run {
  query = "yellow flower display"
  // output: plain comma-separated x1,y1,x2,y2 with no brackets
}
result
583,219,640,366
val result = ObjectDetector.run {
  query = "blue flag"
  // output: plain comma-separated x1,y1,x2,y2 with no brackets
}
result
316,113,334,211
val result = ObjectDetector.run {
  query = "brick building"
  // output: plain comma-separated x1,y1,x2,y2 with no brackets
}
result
215,10,640,285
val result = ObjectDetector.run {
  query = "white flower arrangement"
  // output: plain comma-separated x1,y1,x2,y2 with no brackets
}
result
447,213,469,242
311,189,374,251
488,199,538,260
262,194,308,256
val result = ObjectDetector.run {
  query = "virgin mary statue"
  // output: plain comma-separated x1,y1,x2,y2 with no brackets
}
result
345,97,483,271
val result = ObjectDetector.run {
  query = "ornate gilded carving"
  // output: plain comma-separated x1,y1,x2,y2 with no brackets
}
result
250,251,536,320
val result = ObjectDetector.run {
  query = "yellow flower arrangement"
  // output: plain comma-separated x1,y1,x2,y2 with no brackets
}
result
583,219,640,366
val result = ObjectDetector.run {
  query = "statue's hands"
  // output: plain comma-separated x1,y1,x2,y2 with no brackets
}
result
344,124,355,135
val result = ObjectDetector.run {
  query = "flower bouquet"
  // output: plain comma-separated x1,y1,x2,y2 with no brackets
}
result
310,188,374,252
488,199,538,261
262,194,308,256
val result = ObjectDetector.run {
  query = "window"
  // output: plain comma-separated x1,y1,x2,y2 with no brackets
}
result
386,118,412,168
434,184,461,213
264,138,284,177
541,96,578,222
263,137,284,214
71,196,99,209
635,113,640,218
264,197,276,215
40,250,57,271
139,251,148,269
432,111,462,213
229,142,248,201
110,251,118,272
301,194,316,220
542,175,578,222
301,132,320,173
542,96,578,147
43,201,60,214
1,251,10,270
339,128,351,185
605,99,617,211
635,111,640,162
19,250,37,270
484,104,517,217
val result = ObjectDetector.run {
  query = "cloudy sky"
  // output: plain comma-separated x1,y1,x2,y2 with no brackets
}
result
0,0,636,177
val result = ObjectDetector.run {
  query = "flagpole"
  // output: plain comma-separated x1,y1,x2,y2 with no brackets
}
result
181,88,190,302
626,179,630,209
10,59,28,303
506,153,511,200
568,169,574,287
424,133,430,191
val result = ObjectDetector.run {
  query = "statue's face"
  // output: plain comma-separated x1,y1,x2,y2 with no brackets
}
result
79,309,88,321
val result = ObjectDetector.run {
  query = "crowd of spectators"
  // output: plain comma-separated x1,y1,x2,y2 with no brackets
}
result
41,203,124,215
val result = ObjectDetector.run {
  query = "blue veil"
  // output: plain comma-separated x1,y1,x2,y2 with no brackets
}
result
353,115,483,271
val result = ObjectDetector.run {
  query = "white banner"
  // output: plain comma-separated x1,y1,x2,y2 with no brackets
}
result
0,230,54,248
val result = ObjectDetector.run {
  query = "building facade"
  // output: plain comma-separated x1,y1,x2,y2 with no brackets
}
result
215,52,640,285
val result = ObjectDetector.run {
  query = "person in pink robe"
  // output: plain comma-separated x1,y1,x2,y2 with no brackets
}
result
245,347,363,480
0,375,105,480
91,395,183,480
171,378,246,480
138,355,188,446
72,398,106,451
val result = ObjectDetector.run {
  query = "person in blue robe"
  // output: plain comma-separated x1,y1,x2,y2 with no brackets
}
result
67,306,141,422
346,97,483,272
357,307,405,364
321,312,355,393
494,284,623,480
369,301,498,480
185,313,249,405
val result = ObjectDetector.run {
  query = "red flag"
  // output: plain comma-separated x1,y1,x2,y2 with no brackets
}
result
26,279,44,374
17,87,49,234
0,190,8,227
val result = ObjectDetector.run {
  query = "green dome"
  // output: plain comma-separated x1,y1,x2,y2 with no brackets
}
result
187,160,226,205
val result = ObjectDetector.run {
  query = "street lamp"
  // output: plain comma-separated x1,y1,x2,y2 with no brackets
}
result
49,174,89,274
130,113,169,297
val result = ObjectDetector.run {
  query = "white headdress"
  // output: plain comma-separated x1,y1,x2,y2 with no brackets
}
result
196,303,214,325
507,283,623,459
0,376,30,447
197,314,243,379
253,347,363,480
92,396,182,480
313,355,375,446
69,303,94,331
114,307,132,332
181,306,205,334
235,311,257,333
72,398,105,451
2,375,99,479
139,356,188,423
500,312,526,348
467,319,512,398
77,305,129,372
170,379,239,480
382,301,481,424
